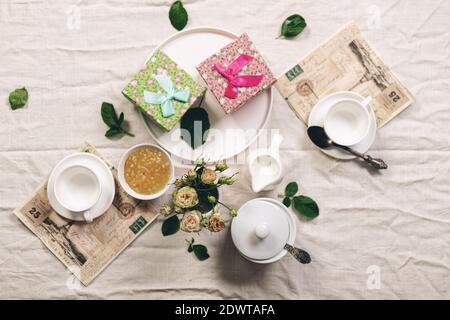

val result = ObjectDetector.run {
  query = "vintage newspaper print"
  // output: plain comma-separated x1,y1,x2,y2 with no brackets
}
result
275,22,415,128
13,143,159,286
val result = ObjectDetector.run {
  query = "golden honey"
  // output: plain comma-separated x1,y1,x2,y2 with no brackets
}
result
124,146,171,195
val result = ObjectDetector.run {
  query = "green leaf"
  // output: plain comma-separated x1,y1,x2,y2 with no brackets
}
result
180,108,210,149
169,1,188,31
187,238,194,252
280,14,307,39
282,197,291,208
101,102,118,127
9,87,28,110
192,244,209,261
293,195,319,218
118,112,124,125
105,127,123,138
285,182,298,197
162,215,180,236
101,102,133,139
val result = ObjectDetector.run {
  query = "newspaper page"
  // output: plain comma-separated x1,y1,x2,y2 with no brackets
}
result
275,22,415,128
13,143,160,286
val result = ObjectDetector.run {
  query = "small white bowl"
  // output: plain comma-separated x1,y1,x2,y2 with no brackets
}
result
118,143,174,200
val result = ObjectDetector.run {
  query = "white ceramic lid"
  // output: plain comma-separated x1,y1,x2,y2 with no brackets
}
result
231,198,291,260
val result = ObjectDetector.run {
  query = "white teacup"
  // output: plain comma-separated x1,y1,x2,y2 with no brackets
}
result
54,165,101,223
324,97,372,146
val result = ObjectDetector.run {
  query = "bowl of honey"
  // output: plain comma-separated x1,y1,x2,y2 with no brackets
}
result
118,143,174,200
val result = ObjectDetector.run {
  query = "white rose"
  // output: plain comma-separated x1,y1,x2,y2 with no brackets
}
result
180,210,202,232
208,213,226,232
172,186,199,209
201,168,216,184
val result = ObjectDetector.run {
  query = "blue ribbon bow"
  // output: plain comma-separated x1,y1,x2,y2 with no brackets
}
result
143,74,190,118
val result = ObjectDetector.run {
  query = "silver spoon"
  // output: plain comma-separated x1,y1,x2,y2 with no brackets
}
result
307,126,388,170
255,224,311,264
284,244,311,264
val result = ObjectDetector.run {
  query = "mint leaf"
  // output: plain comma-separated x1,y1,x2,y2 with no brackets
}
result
293,195,319,218
280,14,307,39
101,102,118,127
285,182,298,197
162,215,180,236
9,87,28,110
192,244,209,261
101,102,134,138
105,128,122,138
187,238,194,252
169,1,188,31
118,112,124,125
101,102,117,127
282,197,291,208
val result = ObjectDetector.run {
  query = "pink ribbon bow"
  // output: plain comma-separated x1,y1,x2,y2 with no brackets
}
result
214,54,263,99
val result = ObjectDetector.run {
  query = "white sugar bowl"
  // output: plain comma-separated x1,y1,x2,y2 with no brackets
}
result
231,198,305,264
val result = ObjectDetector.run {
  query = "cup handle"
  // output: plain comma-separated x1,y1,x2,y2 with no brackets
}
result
83,210,93,223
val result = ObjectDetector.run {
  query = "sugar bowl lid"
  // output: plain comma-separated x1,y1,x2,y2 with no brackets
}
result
231,198,295,261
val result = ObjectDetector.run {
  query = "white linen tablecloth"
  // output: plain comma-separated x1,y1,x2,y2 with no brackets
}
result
1,0,449,299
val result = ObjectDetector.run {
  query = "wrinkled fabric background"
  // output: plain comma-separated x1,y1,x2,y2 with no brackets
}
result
1,0,449,299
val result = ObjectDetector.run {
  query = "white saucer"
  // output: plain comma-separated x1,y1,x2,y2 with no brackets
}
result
47,153,115,222
308,91,377,160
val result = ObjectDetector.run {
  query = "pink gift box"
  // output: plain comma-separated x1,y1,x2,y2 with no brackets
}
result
196,33,275,114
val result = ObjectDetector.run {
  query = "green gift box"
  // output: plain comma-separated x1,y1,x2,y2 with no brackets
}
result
122,50,207,131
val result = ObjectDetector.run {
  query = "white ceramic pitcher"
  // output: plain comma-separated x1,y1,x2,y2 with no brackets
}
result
248,133,283,193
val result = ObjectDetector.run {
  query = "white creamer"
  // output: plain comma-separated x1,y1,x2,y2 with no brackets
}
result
248,134,283,193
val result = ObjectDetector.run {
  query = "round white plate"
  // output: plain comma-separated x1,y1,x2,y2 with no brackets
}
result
308,91,377,160
47,153,115,222
141,27,273,162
